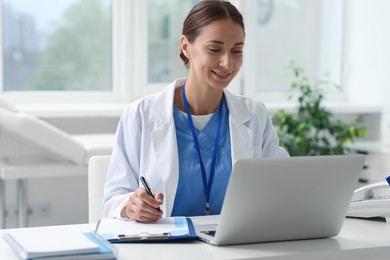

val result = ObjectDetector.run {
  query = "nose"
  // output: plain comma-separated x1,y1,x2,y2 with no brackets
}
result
220,52,233,69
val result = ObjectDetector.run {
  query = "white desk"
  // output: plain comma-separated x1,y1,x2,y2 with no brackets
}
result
1,217,390,260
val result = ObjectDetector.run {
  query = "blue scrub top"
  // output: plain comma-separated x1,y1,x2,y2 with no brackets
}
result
171,98,232,216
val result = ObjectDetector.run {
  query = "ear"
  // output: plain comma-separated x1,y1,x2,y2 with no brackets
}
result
180,35,191,59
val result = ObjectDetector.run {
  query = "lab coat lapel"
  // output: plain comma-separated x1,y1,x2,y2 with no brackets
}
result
150,79,185,216
224,90,254,162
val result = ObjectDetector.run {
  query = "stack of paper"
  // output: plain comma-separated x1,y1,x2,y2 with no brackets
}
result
3,228,117,260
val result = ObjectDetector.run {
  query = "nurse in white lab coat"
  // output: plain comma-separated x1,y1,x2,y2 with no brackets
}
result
103,1,289,222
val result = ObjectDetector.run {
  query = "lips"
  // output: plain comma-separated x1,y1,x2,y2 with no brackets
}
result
211,70,232,80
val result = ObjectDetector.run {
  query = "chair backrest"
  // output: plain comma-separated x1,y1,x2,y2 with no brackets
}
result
88,155,111,223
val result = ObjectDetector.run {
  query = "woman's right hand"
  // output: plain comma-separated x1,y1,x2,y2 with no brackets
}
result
121,188,164,222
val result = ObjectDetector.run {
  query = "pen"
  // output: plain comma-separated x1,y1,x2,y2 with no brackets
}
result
140,176,161,212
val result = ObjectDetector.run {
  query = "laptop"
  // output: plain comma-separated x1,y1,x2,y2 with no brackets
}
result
196,154,365,246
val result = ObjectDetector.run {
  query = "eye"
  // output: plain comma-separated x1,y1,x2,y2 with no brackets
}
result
208,48,220,53
232,49,243,54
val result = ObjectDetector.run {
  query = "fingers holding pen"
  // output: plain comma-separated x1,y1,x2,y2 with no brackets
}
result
136,188,163,211
122,188,163,223
155,192,164,206
139,176,163,212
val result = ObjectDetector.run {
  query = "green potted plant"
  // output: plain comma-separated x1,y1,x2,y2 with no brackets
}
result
273,60,368,156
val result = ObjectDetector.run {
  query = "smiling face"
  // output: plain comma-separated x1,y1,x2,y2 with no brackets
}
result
181,19,245,91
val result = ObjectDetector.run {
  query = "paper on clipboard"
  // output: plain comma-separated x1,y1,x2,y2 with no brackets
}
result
95,217,194,242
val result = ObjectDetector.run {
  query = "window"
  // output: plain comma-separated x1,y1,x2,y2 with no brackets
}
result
1,0,113,103
1,0,346,104
128,0,201,99
131,0,345,101
148,0,199,83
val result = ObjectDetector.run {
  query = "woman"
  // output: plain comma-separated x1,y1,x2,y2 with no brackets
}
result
103,1,288,222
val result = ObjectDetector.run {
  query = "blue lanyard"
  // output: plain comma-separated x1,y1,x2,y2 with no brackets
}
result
181,85,224,215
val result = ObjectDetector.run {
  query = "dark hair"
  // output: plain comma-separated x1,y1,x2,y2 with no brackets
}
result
180,0,245,68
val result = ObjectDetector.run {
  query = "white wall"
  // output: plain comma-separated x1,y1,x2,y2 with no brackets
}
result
344,0,390,142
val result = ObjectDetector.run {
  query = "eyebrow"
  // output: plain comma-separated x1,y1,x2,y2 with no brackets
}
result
206,40,244,46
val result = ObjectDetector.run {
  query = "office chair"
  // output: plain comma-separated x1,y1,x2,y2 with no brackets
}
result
88,155,111,223
0,98,115,228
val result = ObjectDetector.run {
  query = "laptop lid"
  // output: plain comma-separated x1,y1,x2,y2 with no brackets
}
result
197,154,365,246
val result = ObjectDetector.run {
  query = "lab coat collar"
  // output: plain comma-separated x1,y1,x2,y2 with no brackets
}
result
150,79,185,216
151,78,186,125
150,78,252,127
223,89,254,162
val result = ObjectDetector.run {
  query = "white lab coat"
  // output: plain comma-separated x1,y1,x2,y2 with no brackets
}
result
103,78,288,218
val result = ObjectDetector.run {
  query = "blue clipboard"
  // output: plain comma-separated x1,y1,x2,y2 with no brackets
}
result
95,217,197,243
